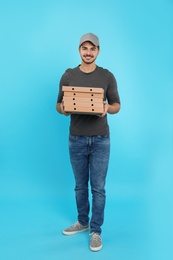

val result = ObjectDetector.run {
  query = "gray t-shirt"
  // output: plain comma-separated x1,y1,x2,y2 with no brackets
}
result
57,65,120,136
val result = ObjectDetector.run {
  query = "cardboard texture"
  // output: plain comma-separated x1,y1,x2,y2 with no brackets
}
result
64,106,103,114
63,97,103,103
64,92,104,98
63,101,103,108
62,86,104,94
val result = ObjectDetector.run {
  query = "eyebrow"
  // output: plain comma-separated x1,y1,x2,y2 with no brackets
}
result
81,46,97,50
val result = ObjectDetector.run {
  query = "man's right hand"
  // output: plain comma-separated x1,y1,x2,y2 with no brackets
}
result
60,102,71,116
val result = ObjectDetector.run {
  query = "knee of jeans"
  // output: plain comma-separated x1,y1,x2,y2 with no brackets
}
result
75,185,88,192
90,178,106,192
91,187,105,197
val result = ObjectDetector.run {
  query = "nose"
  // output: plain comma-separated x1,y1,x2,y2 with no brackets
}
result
86,50,92,56
86,50,91,54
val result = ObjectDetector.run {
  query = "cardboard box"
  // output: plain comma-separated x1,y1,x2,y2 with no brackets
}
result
63,100,103,108
62,86,104,115
64,91,103,98
63,96,103,103
62,86,104,94
64,106,104,114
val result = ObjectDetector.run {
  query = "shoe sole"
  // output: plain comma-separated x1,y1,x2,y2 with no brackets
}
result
90,244,102,252
62,227,89,236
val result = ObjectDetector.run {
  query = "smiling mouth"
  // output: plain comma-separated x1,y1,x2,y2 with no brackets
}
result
85,56,93,59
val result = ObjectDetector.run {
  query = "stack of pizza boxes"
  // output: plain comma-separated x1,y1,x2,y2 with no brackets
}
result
62,86,104,115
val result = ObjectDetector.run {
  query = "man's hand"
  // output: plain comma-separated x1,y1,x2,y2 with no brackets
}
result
98,101,120,117
99,101,110,117
56,102,71,116
60,102,71,116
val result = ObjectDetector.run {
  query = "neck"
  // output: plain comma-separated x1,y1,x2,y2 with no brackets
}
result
79,63,96,73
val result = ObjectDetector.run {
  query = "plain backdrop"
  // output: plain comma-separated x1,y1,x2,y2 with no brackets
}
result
0,0,173,259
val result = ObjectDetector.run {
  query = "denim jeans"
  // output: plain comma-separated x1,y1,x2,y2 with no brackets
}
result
69,135,110,234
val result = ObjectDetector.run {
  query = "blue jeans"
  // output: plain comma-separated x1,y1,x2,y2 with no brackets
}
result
69,135,110,234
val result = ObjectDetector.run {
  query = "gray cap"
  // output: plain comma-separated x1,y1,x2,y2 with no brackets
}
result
79,33,99,47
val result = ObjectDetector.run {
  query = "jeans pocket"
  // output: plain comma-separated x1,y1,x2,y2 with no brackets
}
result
69,135,78,141
97,135,110,140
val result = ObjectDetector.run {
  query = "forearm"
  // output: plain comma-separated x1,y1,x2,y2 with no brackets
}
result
107,102,121,114
99,102,120,117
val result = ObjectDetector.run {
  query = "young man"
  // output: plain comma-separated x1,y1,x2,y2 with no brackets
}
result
56,32,120,251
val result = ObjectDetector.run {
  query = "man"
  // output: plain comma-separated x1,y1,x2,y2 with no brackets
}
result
56,32,120,251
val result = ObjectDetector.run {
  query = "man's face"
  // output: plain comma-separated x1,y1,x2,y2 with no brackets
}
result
79,41,100,64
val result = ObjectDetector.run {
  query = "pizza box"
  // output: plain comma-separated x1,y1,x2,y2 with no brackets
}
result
63,96,103,103
62,86,104,94
64,105,103,114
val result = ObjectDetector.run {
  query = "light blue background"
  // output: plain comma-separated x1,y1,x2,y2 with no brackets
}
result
0,0,173,259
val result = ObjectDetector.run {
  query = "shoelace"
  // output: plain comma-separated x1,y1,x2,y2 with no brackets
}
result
72,222,79,227
90,232,101,241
